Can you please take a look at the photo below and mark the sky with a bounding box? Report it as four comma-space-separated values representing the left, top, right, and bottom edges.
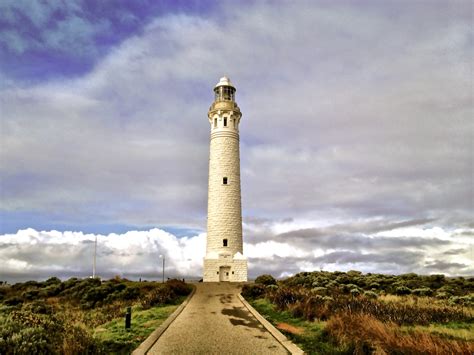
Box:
0, 0, 472, 282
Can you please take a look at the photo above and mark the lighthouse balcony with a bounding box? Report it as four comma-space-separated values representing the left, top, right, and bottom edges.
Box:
209, 101, 240, 113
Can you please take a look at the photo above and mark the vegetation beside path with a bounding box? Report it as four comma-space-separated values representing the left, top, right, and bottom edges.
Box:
0, 277, 192, 354
243, 271, 474, 354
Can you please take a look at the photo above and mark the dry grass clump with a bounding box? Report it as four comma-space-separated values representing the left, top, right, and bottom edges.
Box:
326, 313, 474, 355
268, 286, 471, 325
244, 272, 474, 354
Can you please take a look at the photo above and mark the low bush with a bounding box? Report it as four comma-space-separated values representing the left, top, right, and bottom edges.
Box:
350, 289, 361, 297
363, 291, 378, 299
166, 279, 193, 296
449, 294, 474, 306
255, 274, 277, 286
140, 286, 174, 309
412, 287, 433, 297
4, 296, 23, 306
241, 284, 266, 299
395, 286, 412, 295
0, 277, 192, 354
270, 287, 306, 310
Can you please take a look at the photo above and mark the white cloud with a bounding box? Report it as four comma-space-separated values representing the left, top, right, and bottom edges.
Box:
0, 228, 206, 282
2, 221, 472, 283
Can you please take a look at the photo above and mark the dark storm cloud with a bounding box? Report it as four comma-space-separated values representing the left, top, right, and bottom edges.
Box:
312, 251, 424, 267
443, 248, 468, 256
275, 224, 450, 251
424, 261, 470, 272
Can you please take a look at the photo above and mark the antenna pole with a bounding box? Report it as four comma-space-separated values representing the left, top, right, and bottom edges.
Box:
93, 235, 97, 278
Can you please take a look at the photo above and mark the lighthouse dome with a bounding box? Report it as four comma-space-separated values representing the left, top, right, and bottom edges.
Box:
214, 76, 235, 89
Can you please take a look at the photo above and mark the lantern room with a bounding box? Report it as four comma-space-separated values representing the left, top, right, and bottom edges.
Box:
214, 76, 236, 102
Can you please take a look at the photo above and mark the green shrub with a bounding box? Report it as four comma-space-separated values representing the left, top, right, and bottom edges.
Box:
449, 295, 474, 306
166, 279, 192, 296
4, 296, 23, 306
6, 326, 55, 354
363, 291, 378, 299
22, 301, 54, 315
266, 284, 278, 291
395, 286, 411, 295
326, 280, 339, 289
241, 284, 266, 299
435, 291, 449, 299
140, 286, 174, 309
44, 277, 61, 286
63, 277, 80, 290
270, 287, 305, 310
369, 282, 380, 289
22, 289, 39, 300
350, 289, 361, 297
255, 274, 277, 286
412, 288, 433, 297
121, 286, 140, 300
341, 284, 360, 294
43, 284, 64, 297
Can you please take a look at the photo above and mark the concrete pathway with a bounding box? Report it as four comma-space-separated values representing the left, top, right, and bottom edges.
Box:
148, 283, 289, 354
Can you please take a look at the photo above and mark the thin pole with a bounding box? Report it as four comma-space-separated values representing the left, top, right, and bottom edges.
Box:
93, 235, 97, 278
162, 256, 165, 283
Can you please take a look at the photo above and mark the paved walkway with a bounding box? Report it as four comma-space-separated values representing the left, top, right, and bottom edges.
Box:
148, 283, 288, 354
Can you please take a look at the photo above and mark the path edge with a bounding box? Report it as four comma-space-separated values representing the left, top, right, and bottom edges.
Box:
132, 284, 197, 355
238, 293, 305, 355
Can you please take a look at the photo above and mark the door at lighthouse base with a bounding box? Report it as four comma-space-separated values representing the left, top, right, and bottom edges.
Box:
219, 266, 231, 282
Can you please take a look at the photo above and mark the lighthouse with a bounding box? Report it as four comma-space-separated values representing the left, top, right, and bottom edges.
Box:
203, 77, 248, 282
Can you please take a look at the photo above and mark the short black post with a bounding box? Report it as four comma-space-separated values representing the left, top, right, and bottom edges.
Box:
125, 307, 131, 329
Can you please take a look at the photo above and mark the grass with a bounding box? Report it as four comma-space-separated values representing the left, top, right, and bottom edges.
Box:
326, 312, 474, 354
250, 298, 350, 355
402, 322, 474, 342
0, 278, 193, 354
250, 298, 474, 354
94, 302, 182, 353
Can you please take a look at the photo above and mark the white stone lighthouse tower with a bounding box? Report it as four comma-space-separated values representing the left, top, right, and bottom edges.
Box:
203, 77, 248, 282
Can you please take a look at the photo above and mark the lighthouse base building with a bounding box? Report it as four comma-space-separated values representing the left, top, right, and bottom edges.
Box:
203, 77, 248, 282
203, 255, 248, 282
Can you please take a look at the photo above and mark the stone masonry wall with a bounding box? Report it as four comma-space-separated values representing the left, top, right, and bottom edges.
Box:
204, 86, 247, 282
203, 256, 248, 282
206, 130, 243, 256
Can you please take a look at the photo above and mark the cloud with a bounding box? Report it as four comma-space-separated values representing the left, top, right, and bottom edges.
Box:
0, 228, 206, 283
0, 1, 472, 278
2, 2, 471, 228
0, 1, 102, 55
0, 0, 214, 80
2, 221, 472, 283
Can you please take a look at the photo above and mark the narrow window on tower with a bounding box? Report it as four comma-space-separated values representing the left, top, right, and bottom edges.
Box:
224, 117, 227, 127
214, 118, 217, 128
223, 177, 228, 185
223, 239, 228, 247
